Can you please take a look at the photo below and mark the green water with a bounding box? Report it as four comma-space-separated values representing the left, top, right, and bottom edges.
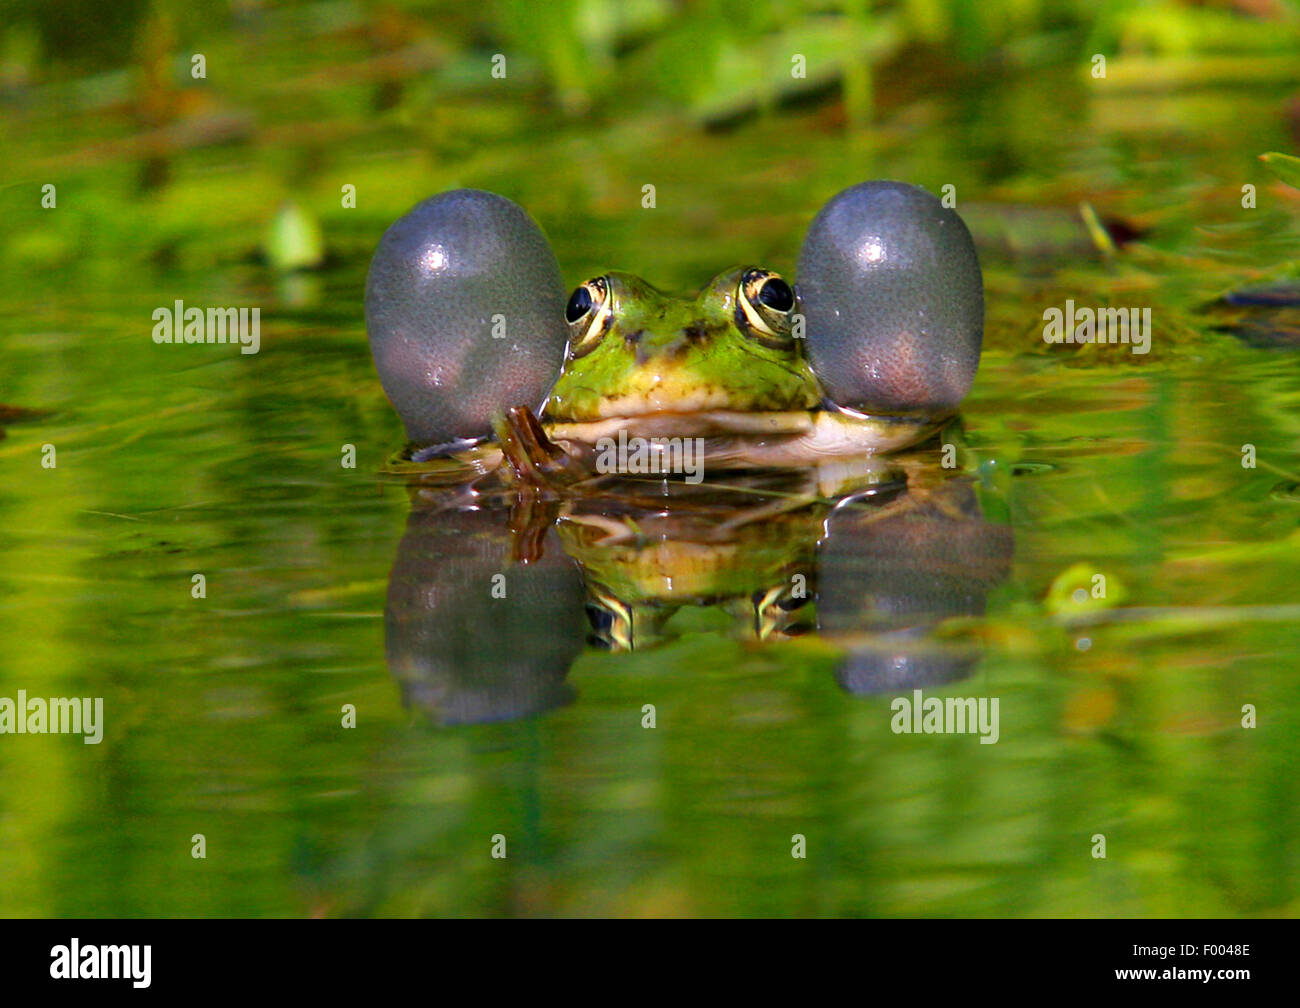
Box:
3, 5, 1300, 917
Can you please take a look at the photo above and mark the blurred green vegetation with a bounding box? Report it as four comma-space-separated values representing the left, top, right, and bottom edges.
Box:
3, 0, 1300, 297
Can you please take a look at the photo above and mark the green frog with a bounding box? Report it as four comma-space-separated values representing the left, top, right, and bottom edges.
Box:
365, 181, 984, 483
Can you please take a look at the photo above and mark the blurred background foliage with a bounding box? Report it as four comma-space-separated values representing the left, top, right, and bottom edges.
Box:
3, 0, 1300, 296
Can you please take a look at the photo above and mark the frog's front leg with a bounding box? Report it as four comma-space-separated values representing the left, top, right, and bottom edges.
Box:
491, 405, 590, 491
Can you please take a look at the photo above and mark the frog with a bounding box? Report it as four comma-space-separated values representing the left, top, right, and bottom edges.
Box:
364, 180, 984, 485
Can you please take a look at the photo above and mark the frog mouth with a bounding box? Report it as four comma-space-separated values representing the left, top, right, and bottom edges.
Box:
542, 407, 947, 466
543, 409, 818, 443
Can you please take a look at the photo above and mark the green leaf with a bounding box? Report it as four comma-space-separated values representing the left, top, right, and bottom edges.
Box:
1260, 151, 1300, 190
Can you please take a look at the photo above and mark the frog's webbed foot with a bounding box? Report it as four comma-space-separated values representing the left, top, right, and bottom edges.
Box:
486, 405, 589, 564
492, 405, 589, 492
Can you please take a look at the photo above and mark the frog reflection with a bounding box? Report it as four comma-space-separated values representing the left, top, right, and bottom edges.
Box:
384, 437, 1013, 725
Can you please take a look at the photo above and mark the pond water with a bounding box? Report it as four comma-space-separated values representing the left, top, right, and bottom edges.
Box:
2, 37, 1299, 916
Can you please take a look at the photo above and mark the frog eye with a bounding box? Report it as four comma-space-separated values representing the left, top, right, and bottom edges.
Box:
565, 276, 613, 358
757, 276, 794, 311
565, 285, 594, 322
737, 268, 795, 349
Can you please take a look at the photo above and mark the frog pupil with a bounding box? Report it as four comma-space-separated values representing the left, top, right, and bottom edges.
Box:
566, 285, 593, 323
757, 277, 794, 312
